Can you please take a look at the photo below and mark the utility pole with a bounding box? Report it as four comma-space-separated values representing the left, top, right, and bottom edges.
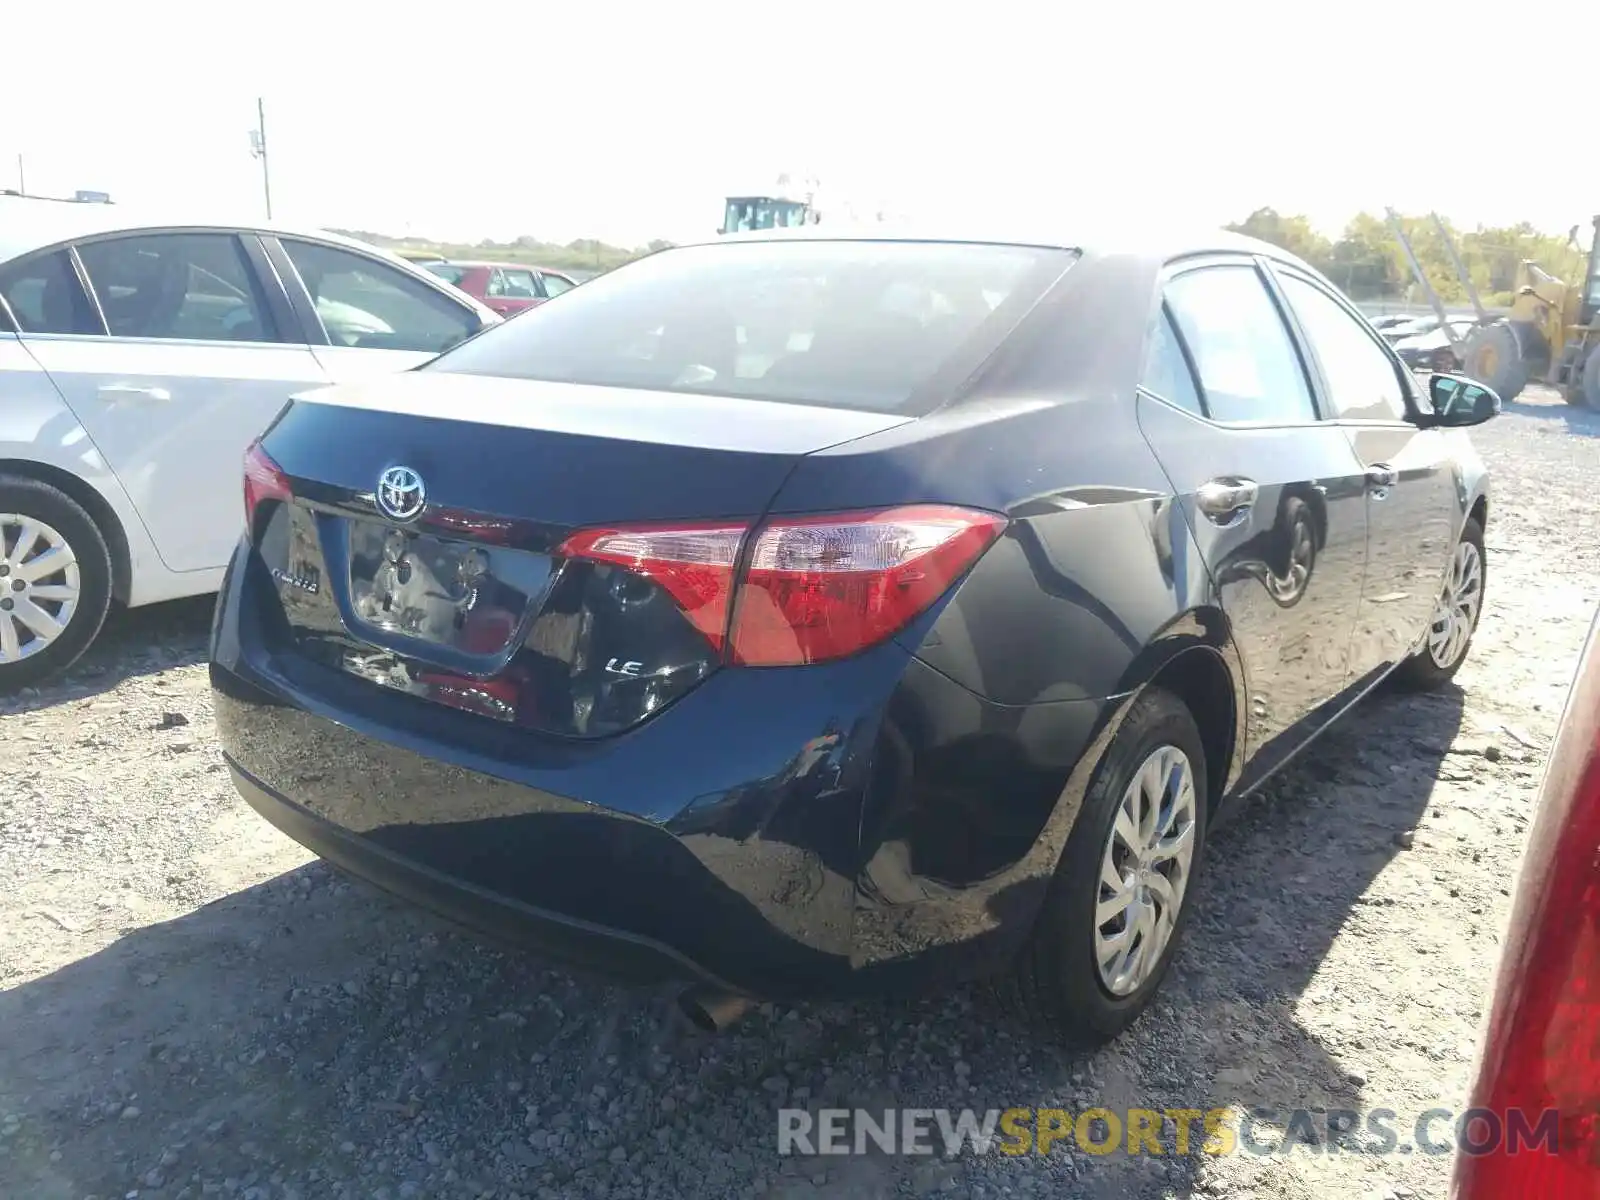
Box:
248, 97, 272, 219
15, 154, 24, 196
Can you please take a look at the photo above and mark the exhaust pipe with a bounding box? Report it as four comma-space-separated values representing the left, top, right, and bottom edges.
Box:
677, 986, 755, 1033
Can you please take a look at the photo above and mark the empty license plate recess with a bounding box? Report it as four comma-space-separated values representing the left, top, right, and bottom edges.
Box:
343, 519, 554, 661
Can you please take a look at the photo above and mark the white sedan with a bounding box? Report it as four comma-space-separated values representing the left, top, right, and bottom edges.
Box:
0, 196, 500, 687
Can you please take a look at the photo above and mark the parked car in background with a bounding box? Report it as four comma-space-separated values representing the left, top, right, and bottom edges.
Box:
0, 197, 499, 687
418, 259, 578, 316
1451, 606, 1600, 1198
1371, 313, 1422, 335
1395, 318, 1479, 372
211, 222, 1500, 1044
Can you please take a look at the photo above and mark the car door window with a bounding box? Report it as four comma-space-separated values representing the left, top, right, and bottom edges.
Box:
76, 234, 275, 342
1164, 265, 1316, 424
1278, 274, 1410, 421
1140, 308, 1203, 416
424, 262, 467, 287
540, 272, 574, 298
0, 250, 101, 335
500, 268, 539, 299
280, 239, 478, 354
486, 269, 508, 298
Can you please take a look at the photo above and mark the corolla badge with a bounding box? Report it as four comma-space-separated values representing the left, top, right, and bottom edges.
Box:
376, 466, 426, 522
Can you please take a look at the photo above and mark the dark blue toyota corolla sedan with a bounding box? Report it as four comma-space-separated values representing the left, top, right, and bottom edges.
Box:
210, 223, 1498, 1043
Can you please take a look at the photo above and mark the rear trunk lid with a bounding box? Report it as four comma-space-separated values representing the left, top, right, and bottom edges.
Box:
250, 373, 911, 738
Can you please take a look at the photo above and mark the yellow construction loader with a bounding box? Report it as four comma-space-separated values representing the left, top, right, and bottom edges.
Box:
1456, 215, 1600, 407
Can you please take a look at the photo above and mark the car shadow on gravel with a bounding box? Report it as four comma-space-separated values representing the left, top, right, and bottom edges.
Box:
0, 682, 1467, 1200
0, 861, 959, 1200
0, 596, 214, 715
1134, 679, 1470, 1194
1503, 396, 1600, 436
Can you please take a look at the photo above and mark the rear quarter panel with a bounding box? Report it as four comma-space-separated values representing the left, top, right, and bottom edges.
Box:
777, 393, 1242, 983
772, 393, 1228, 709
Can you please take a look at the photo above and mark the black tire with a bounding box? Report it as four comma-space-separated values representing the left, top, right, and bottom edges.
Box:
1394, 516, 1484, 691
0, 476, 114, 691
1002, 687, 1209, 1046
1579, 347, 1600, 411
1461, 323, 1528, 403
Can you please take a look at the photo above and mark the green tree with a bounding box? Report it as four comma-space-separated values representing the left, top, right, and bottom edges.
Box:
1226, 207, 1332, 265
1225, 207, 1584, 307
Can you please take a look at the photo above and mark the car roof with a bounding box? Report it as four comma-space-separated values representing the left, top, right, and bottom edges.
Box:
0, 196, 414, 267
691, 217, 1320, 273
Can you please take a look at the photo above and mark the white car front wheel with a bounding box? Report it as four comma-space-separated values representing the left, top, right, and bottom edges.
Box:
0, 477, 113, 691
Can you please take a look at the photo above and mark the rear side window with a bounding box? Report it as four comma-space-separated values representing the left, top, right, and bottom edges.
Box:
426, 240, 1073, 413
1141, 309, 1203, 416
77, 233, 276, 342
0, 250, 101, 335
1164, 265, 1316, 424
281, 239, 479, 353
498, 268, 539, 298
540, 271, 574, 297
1277, 273, 1409, 421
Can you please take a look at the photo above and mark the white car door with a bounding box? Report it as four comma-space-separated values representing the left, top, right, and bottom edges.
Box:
271, 237, 488, 383
19, 231, 328, 575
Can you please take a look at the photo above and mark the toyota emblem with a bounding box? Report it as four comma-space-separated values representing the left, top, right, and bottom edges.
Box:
376, 465, 427, 522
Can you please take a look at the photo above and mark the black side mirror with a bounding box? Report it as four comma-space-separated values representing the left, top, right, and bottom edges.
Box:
1421, 372, 1501, 428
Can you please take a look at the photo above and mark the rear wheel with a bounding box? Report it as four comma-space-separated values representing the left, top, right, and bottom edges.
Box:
1461, 323, 1528, 402
1580, 347, 1600, 410
1003, 687, 1208, 1045
0, 478, 113, 691
1395, 516, 1484, 691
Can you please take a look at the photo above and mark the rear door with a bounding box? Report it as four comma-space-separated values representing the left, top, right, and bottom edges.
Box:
538, 271, 576, 299
269, 237, 486, 381
491, 266, 544, 314
1269, 266, 1460, 676
11, 231, 327, 574
1136, 257, 1371, 779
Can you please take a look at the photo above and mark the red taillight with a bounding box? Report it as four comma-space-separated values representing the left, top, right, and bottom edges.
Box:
729, 506, 1006, 665
243, 440, 291, 533
557, 521, 748, 655
557, 505, 1005, 666
1452, 623, 1600, 1198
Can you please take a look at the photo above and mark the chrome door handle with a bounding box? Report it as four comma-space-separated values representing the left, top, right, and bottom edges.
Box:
1366, 464, 1398, 491
1196, 477, 1259, 524
98, 384, 171, 402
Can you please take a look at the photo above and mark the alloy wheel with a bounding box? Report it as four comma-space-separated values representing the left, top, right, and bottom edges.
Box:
1094, 744, 1199, 997
0, 514, 82, 663
1427, 539, 1483, 670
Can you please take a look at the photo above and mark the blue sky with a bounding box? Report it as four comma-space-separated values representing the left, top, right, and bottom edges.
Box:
6, 0, 1595, 247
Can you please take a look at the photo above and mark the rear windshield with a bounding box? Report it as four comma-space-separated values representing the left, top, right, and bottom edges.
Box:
425, 240, 1072, 412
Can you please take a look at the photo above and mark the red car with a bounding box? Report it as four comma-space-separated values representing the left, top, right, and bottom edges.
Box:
1452, 607, 1600, 1197
419, 259, 577, 316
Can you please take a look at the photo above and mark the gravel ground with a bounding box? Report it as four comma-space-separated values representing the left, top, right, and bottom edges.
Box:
2, 385, 1597, 1200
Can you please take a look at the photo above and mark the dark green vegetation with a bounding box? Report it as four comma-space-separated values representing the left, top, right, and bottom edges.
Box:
1228, 208, 1586, 306
330, 229, 675, 277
